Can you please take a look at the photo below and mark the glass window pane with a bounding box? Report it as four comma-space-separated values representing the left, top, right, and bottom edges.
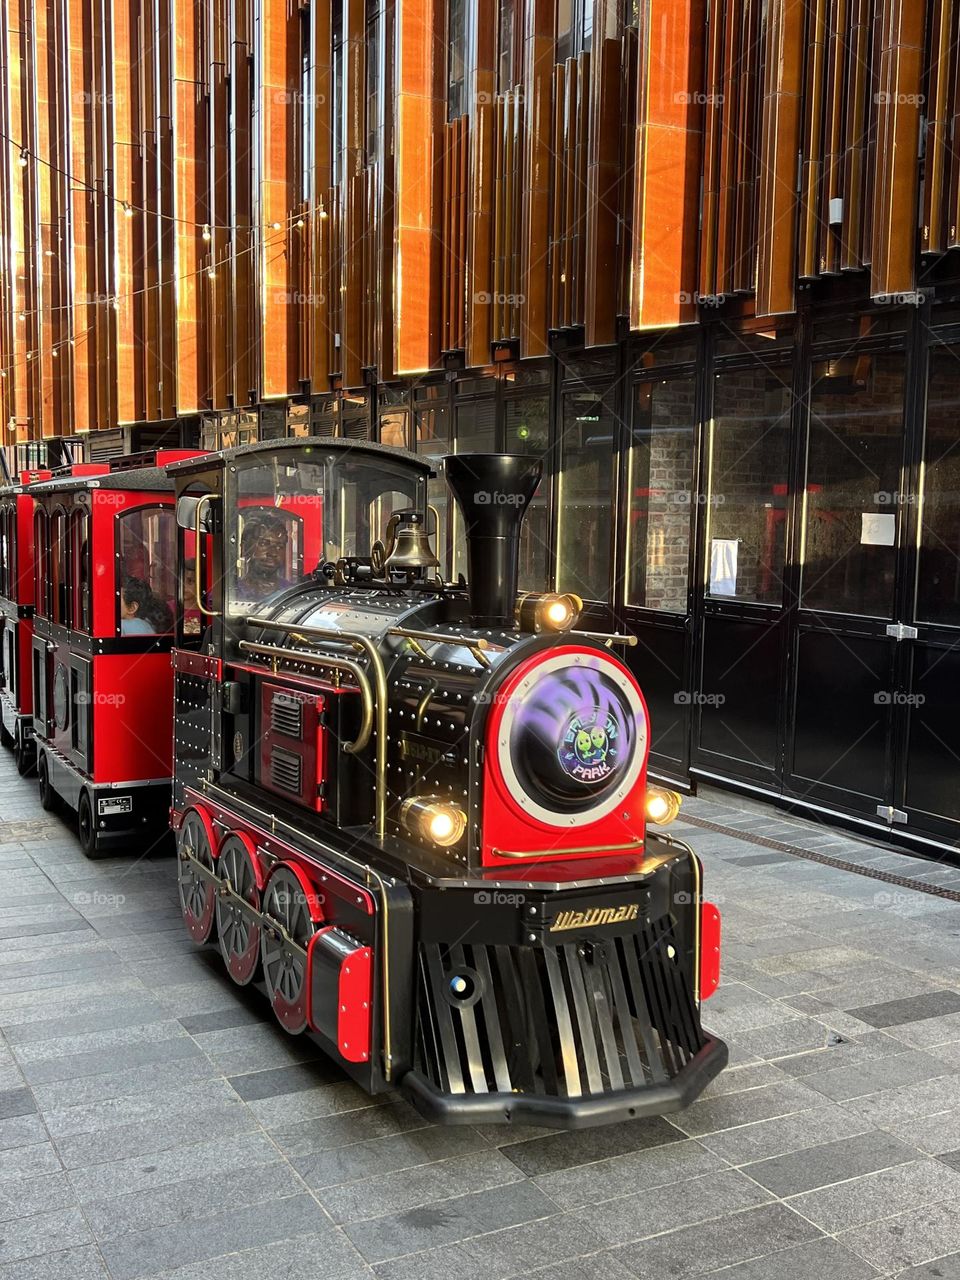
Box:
802, 354, 904, 617
626, 379, 695, 611
117, 508, 176, 635
708, 367, 791, 605
918, 347, 960, 625
504, 393, 550, 591
557, 389, 613, 602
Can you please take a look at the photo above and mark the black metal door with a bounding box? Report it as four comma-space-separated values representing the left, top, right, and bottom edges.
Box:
690, 360, 794, 788
784, 350, 909, 818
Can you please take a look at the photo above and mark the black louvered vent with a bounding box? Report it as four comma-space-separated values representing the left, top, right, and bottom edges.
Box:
415, 916, 704, 1099
270, 747, 302, 794
271, 692, 303, 738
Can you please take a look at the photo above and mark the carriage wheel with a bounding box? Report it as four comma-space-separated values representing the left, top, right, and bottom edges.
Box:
177, 809, 217, 943
14, 729, 35, 777
37, 753, 58, 812
260, 864, 322, 1034
216, 834, 262, 986
0, 720, 12, 749
78, 791, 109, 860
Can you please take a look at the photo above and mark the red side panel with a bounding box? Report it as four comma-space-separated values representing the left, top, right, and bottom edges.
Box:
258, 681, 326, 812
337, 944, 373, 1063
92, 652, 175, 783
700, 902, 721, 1000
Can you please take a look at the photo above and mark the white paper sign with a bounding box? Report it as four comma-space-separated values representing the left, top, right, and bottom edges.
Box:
860, 512, 896, 547
710, 538, 738, 596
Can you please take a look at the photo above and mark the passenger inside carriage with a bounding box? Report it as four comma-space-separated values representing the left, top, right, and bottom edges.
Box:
120, 577, 174, 636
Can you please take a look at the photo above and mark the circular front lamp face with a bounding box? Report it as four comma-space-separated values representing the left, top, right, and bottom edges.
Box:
644, 787, 682, 825
496, 652, 647, 827
401, 797, 467, 848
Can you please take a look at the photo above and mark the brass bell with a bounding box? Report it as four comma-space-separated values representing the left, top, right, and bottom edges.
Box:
384, 511, 439, 574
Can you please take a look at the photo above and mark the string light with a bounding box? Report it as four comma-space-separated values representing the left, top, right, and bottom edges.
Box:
18, 149, 28, 168
206, 267, 216, 279
295, 217, 305, 229
270, 221, 282, 230
122, 202, 134, 218
201, 223, 212, 241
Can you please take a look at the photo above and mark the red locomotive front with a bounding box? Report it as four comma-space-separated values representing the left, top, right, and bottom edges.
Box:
170, 439, 726, 1127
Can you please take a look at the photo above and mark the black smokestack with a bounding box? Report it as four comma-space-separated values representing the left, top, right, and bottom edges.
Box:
444, 453, 542, 628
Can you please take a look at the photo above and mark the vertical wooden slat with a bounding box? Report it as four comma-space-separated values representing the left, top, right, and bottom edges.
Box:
232, 22, 255, 407
870, 0, 926, 297
755, 0, 805, 317
697, 0, 724, 300
631, 0, 705, 329
310, 1, 333, 389
923, 0, 954, 254
550, 62, 564, 331
519, 0, 553, 357
583, 0, 620, 347
798, 0, 828, 279
732, 0, 759, 293
340, 0, 364, 387
714, 0, 740, 293
819, 0, 848, 275
173, 0, 206, 414
258, 0, 299, 399
840, 0, 870, 270
465, 0, 495, 368
394, 0, 443, 374
617, 24, 638, 320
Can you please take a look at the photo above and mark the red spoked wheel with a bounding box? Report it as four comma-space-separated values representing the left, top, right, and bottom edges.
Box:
216, 833, 263, 986
260, 863, 323, 1034
177, 808, 217, 943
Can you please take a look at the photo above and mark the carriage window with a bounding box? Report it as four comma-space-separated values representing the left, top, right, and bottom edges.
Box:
116, 507, 176, 636
0, 505, 13, 598
50, 509, 71, 625
228, 447, 424, 615
33, 509, 48, 616
70, 510, 91, 631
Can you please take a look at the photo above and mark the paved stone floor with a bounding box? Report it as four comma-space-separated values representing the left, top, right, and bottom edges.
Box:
0, 749, 959, 1280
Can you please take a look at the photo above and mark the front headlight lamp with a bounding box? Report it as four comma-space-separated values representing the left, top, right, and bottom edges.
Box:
400, 796, 467, 847
644, 786, 682, 826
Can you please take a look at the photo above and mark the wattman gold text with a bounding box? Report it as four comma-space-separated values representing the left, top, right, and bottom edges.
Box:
549, 903, 640, 932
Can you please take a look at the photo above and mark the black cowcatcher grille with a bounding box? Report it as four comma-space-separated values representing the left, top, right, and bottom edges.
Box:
414, 916, 705, 1099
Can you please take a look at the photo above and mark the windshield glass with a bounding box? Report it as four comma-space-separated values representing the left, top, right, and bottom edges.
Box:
227, 446, 425, 616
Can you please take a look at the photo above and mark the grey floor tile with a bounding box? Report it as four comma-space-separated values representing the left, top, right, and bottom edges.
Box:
20, 1033, 201, 1085
702, 1235, 879, 1279
742, 1129, 920, 1196
98, 1192, 332, 1280
0, 1086, 35, 1118
788, 1158, 960, 1233
0, 1244, 110, 1280
0, 1112, 46, 1150
373, 1216, 611, 1280
611, 1202, 822, 1278
343, 1180, 557, 1265
178, 1009, 265, 1039
670, 1079, 825, 1137
0, 1205, 92, 1265
0, 1139, 61, 1181
148, 1231, 373, 1280
500, 1115, 683, 1177
895, 1252, 960, 1278
84, 1160, 305, 1241
54, 1096, 259, 1169
849, 990, 960, 1028
839, 1195, 960, 1272
569, 1169, 773, 1246
294, 1121, 491, 1189
319, 1149, 524, 1224
228, 1059, 346, 1100
940, 1151, 960, 1172
534, 1138, 724, 1211
803, 1047, 954, 1102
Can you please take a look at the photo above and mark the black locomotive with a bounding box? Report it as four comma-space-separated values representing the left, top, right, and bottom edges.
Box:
168, 438, 725, 1127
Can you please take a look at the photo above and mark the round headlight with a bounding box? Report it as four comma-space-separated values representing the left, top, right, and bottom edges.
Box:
400, 796, 467, 848
645, 787, 682, 825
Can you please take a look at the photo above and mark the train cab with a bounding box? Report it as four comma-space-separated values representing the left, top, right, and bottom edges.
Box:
30, 455, 193, 857
0, 468, 56, 774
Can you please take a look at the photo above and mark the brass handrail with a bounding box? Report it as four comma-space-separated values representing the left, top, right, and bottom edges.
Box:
386, 626, 492, 667
193, 494, 221, 618
238, 641, 374, 753
244, 616, 388, 839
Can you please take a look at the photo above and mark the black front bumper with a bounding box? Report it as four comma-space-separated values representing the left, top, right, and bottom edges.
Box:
401, 1033, 728, 1128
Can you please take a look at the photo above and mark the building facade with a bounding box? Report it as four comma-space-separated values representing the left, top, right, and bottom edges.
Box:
2, 0, 960, 854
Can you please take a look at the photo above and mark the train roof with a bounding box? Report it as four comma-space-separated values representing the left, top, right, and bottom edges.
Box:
165, 435, 434, 476
29, 466, 174, 495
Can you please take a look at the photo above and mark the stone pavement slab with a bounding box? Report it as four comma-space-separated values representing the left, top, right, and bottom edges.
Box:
0, 752, 959, 1277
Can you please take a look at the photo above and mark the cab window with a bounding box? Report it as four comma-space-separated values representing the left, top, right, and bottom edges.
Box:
50, 508, 71, 625
70, 509, 91, 631
33, 509, 48, 615
116, 506, 176, 636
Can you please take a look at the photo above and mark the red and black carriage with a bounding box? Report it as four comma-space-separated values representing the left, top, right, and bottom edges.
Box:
169, 438, 726, 1127
0, 468, 53, 774
30, 453, 196, 857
